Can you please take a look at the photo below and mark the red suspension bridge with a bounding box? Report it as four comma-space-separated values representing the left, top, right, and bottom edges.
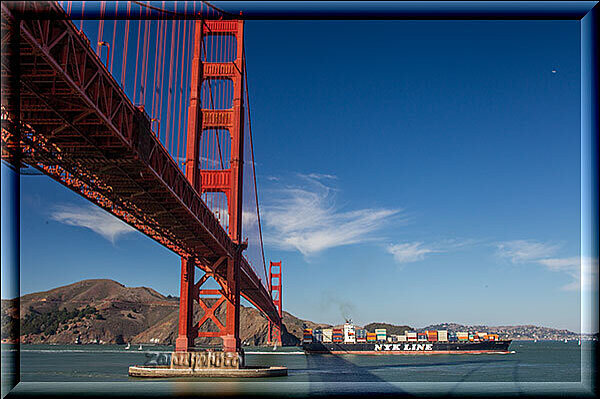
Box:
1, 1, 283, 354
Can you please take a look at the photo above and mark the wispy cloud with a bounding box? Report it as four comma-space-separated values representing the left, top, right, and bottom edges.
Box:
262, 173, 402, 256
496, 240, 597, 291
537, 256, 598, 291
50, 203, 135, 243
387, 238, 477, 264
388, 242, 437, 263
495, 240, 560, 263
536, 256, 580, 272
305, 173, 337, 180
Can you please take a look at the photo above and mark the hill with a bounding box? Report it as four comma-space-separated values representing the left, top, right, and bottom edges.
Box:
1, 279, 327, 346
2, 279, 582, 344
421, 322, 581, 341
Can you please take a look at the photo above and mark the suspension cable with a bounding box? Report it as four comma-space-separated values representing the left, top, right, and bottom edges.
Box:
242, 45, 268, 285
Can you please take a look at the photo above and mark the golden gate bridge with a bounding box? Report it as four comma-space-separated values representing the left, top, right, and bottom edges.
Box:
1, 0, 283, 355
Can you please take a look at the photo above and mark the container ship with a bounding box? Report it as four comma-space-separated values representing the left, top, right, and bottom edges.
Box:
302, 320, 512, 354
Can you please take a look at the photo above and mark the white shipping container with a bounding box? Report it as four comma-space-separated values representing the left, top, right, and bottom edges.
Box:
399, 335, 407, 342
437, 330, 448, 341
322, 329, 333, 343
406, 332, 417, 338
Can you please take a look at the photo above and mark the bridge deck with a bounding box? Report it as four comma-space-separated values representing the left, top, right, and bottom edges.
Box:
1, 2, 279, 325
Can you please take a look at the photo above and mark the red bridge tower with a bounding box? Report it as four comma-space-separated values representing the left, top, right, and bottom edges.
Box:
176, 19, 245, 354
268, 261, 283, 346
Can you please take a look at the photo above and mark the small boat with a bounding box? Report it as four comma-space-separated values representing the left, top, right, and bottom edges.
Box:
125, 343, 130, 350
138, 344, 143, 350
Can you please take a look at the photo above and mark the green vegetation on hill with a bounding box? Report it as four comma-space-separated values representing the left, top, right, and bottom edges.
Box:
21, 305, 99, 336
363, 322, 412, 335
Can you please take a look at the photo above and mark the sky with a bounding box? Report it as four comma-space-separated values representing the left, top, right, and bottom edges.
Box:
1, 19, 590, 333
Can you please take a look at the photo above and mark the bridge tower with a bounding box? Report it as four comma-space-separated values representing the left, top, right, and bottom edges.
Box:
267, 261, 283, 346
176, 19, 245, 354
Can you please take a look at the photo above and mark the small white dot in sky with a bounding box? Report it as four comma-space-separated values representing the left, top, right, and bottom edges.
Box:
552, 69, 557, 74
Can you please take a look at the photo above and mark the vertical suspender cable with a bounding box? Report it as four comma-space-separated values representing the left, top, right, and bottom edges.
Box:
140, 4, 151, 107
177, 18, 189, 168
179, 19, 189, 170
140, 20, 147, 106
110, 2, 118, 73
158, 12, 168, 141
151, 18, 162, 120
97, 2, 105, 54
79, 2, 84, 31
133, 4, 142, 104
121, 2, 131, 88
165, 19, 176, 151
170, 19, 181, 155
175, 20, 187, 159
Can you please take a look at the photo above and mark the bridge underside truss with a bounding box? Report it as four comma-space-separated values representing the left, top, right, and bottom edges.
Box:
0, 2, 280, 341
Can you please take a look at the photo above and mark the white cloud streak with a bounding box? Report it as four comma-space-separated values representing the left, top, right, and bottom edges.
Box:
495, 240, 560, 263
537, 256, 598, 291
388, 242, 437, 263
262, 173, 401, 256
496, 240, 597, 291
50, 203, 136, 243
387, 238, 477, 264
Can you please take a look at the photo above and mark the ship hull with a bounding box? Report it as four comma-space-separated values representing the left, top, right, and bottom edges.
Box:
303, 340, 512, 354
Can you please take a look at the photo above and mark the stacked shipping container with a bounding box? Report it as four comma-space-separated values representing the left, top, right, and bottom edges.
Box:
303, 329, 313, 344
332, 329, 344, 343
437, 330, 448, 342
303, 327, 499, 345
375, 329, 387, 342
356, 329, 367, 343
426, 330, 438, 342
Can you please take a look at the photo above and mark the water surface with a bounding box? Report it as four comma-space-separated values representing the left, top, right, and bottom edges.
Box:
2, 341, 592, 396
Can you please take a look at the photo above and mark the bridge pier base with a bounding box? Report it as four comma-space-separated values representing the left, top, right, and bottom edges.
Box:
170, 350, 244, 369
175, 257, 195, 352
222, 335, 241, 354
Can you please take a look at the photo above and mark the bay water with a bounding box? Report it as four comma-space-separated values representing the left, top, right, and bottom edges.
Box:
2, 341, 592, 396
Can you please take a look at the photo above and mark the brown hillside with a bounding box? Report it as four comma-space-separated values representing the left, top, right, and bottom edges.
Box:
2, 279, 322, 346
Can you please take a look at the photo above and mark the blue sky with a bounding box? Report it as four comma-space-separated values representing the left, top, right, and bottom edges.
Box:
1, 19, 589, 332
